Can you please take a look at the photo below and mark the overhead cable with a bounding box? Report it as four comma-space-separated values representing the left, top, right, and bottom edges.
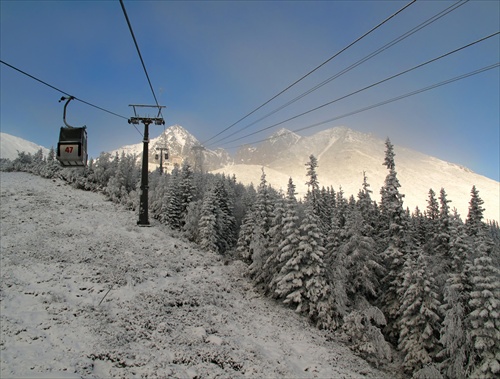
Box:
201, 0, 417, 145
119, 0, 162, 114
207, 0, 469, 147
218, 31, 499, 146
226, 62, 499, 149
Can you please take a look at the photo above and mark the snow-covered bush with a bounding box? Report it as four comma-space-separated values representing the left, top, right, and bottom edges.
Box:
340, 306, 392, 367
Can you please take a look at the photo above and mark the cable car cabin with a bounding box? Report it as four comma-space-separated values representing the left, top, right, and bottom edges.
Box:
154, 153, 168, 160
57, 127, 88, 167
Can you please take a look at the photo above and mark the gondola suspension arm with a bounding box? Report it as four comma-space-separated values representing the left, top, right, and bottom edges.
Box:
59, 96, 77, 128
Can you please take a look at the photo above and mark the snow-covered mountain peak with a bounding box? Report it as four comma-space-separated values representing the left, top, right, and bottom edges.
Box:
111, 125, 232, 172
269, 128, 301, 145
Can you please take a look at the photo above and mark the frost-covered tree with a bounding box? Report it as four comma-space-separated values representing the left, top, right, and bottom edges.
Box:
379, 138, 407, 342
47, 146, 55, 162
259, 189, 286, 293
91, 152, 117, 189
247, 169, 274, 278
269, 178, 301, 297
341, 306, 392, 367
426, 188, 439, 222
274, 203, 334, 329
466, 255, 500, 378
305, 154, 319, 203
465, 185, 485, 238
437, 188, 452, 257
106, 152, 139, 203
198, 187, 219, 253
164, 164, 183, 229
357, 172, 377, 232
341, 209, 384, 302
182, 200, 202, 242
213, 178, 236, 254
379, 138, 406, 240
179, 160, 195, 222
324, 210, 348, 323
397, 251, 441, 374
235, 206, 256, 262
438, 218, 472, 379
305, 155, 329, 236
150, 174, 168, 220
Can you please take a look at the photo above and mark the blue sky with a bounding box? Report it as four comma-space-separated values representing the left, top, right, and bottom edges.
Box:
1, 0, 499, 181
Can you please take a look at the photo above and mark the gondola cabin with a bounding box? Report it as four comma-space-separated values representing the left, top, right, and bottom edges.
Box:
57, 126, 88, 167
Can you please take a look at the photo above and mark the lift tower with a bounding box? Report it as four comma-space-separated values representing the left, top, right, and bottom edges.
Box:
156, 147, 169, 175
128, 104, 165, 226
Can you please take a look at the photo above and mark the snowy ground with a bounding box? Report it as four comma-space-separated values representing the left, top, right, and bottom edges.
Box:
1, 172, 393, 378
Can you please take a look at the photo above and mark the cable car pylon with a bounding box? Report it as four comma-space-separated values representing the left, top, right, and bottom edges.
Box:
128, 104, 165, 226
155, 146, 169, 175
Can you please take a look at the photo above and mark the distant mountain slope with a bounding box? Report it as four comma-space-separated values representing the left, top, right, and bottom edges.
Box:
0, 132, 50, 160
222, 127, 499, 222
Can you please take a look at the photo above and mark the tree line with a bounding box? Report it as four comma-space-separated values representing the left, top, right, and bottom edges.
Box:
1, 139, 499, 378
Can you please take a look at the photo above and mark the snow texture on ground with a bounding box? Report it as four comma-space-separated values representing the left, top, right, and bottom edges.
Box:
1, 172, 391, 378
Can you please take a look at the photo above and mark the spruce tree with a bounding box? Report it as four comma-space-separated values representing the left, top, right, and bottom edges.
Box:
324, 210, 348, 323
260, 190, 286, 293
466, 252, 500, 377
269, 178, 301, 297
379, 138, 407, 342
248, 169, 274, 278
274, 203, 334, 329
179, 160, 195, 224
397, 251, 441, 374
213, 178, 236, 254
236, 208, 256, 262
341, 209, 384, 303
438, 217, 472, 379
198, 187, 219, 253
164, 164, 183, 229
466, 185, 485, 238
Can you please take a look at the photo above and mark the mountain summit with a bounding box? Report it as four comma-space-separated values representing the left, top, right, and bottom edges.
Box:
111, 125, 231, 172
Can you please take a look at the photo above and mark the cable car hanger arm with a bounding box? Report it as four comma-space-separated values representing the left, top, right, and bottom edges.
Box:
59, 96, 78, 128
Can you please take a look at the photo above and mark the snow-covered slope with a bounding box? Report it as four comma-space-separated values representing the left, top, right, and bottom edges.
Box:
0, 172, 390, 379
219, 127, 499, 222
236, 128, 301, 165
0, 132, 50, 160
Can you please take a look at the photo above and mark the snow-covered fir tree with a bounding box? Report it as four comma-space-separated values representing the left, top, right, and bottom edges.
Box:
466, 252, 500, 377
164, 164, 183, 229
212, 177, 237, 254
247, 169, 274, 278
397, 251, 441, 374
324, 209, 348, 325
179, 160, 195, 224
258, 189, 286, 293
466, 185, 485, 238
438, 215, 472, 379
269, 178, 301, 298
378, 138, 407, 342
341, 209, 384, 303
274, 202, 334, 329
197, 186, 219, 253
